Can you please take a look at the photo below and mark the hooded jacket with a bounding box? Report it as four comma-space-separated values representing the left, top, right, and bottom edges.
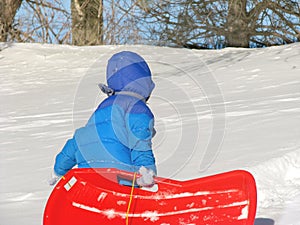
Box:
54, 51, 156, 176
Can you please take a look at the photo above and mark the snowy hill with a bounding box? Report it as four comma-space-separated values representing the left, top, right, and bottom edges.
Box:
0, 42, 300, 225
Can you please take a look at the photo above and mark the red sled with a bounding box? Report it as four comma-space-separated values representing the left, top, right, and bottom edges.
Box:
43, 168, 257, 225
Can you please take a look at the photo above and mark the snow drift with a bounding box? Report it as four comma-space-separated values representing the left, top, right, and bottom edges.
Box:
0, 42, 300, 225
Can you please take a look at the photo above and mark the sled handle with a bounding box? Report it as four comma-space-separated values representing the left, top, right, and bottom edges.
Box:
117, 174, 159, 192
117, 175, 139, 187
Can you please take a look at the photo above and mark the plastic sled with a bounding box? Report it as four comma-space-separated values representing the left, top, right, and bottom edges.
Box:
43, 168, 257, 225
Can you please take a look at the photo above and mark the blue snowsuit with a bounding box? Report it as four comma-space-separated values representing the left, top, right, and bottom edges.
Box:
54, 51, 156, 176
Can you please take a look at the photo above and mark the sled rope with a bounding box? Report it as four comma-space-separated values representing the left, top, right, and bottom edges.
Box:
126, 172, 137, 225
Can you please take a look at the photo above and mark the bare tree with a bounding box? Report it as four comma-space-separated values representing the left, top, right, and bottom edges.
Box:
71, 0, 146, 45
2, 0, 71, 44
226, 0, 250, 47
2, 0, 299, 48
102, 0, 146, 45
3, 0, 144, 45
250, 0, 300, 47
71, 0, 103, 45
139, 0, 300, 48
225, 0, 300, 47
24, 0, 71, 43
0, 0, 23, 42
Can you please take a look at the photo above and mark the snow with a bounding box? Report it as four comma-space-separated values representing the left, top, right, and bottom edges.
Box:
0, 42, 300, 225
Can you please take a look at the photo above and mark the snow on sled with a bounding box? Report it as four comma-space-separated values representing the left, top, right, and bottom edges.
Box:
43, 168, 257, 225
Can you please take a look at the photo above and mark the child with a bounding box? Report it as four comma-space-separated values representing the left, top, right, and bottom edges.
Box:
49, 51, 156, 187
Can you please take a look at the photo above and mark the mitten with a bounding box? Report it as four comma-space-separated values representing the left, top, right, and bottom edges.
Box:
136, 166, 155, 187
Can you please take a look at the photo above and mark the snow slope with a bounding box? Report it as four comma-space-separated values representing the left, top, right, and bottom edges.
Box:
0, 42, 299, 225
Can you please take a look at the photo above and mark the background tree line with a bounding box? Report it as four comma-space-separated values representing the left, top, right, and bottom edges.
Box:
1, 0, 299, 48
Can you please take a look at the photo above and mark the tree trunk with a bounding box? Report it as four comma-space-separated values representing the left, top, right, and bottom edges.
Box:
0, 0, 23, 42
71, 0, 103, 46
225, 0, 250, 47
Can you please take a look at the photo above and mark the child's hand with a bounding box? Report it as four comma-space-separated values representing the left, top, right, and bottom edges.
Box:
136, 166, 155, 187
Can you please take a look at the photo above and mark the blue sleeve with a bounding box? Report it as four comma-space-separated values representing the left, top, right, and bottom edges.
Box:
132, 150, 157, 174
128, 109, 157, 174
54, 138, 77, 176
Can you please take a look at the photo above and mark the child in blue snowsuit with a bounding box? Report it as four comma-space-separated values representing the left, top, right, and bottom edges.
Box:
50, 51, 156, 186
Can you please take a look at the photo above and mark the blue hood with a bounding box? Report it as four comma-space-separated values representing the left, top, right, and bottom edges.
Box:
106, 51, 155, 98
